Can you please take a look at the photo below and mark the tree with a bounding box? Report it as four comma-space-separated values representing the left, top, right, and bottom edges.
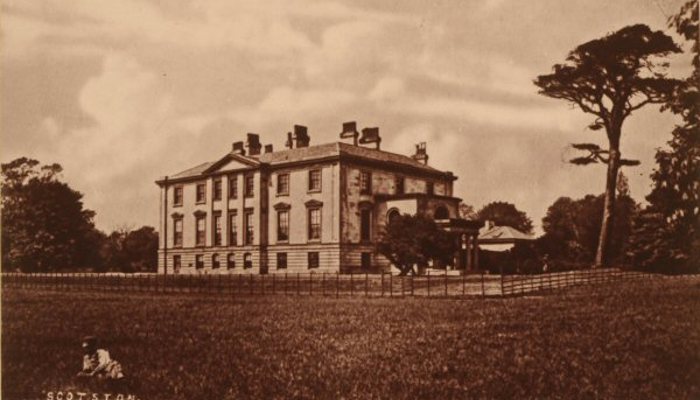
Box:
377, 214, 457, 275
534, 24, 681, 267
99, 226, 159, 272
458, 203, 477, 220
477, 201, 533, 234
628, 1, 700, 272
1, 158, 100, 272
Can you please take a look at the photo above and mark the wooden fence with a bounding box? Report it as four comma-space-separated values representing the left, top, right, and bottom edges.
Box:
2, 269, 689, 298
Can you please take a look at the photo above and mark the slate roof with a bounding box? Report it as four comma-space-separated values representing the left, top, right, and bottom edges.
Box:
166, 141, 450, 181
478, 225, 534, 242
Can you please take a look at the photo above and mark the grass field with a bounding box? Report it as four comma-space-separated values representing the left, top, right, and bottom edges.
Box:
3, 278, 700, 399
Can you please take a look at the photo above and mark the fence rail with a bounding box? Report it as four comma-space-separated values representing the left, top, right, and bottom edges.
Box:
1, 269, 690, 298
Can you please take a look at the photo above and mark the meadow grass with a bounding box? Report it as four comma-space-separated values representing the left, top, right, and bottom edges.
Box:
2, 277, 699, 399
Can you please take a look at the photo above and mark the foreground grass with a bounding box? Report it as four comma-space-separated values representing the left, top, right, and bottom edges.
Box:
2, 278, 699, 399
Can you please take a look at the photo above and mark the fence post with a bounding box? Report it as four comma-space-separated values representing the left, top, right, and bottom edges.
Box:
427, 273, 430, 298
381, 272, 385, 297
481, 270, 485, 298
390, 272, 393, 297
350, 273, 354, 296
297, 273, 300, 296
322, 273, 325, 296
309, 273, 313, 296
336, 272, 339, 299
444, 271, 448, 297
365, 273, 369, 297
411, 274, 414, 296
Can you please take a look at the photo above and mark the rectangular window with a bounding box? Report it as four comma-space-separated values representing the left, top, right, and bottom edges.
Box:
173, 255, 181, 269
196, 215, 206, 246
361, 252, 371, 270
277, 173, 289, 196
360, 171, 372, 194
196, 183, 206, 203
213, 214, 222, 246
229, 212, 238, 246
395, 176, 404, 195
195, 254, 204, 269
308, 252, 319, 269
360, 209, 371, 242
228, 175, 238, 199
213, 179, 222, 201
173, 218, 183, 247
308, 208, 321, 240
277, 253, 287, 269
245, 210, 254, 245
244, 175, 254, 198
212, 254, 220, 269
426, 181, 434, 195
277, 210, 289, 242
227, 253, 236, 269
173, 187, 183, 206
308, 169, 321, 192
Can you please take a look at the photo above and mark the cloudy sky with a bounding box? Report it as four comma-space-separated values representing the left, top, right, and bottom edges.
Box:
1, 0, 692, 233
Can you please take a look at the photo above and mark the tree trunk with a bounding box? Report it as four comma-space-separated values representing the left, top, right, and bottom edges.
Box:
595, 145, 620, 268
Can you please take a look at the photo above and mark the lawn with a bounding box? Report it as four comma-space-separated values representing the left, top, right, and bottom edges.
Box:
2, 277, 699, 399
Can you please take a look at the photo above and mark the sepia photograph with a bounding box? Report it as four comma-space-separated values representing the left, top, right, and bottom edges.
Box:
1, 0, 698, 399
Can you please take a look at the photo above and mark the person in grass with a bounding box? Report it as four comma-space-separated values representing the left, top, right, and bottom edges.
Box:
76, 336, 125, 380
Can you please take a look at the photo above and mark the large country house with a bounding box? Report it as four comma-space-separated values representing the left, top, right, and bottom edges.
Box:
156, 122, 481, 274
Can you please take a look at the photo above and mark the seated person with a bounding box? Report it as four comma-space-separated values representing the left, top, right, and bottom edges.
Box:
76, 336, 125, 380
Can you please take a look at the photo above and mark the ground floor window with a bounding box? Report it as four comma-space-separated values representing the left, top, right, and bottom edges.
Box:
277, 253, 287, 269
361, 252, 371, 270
195, 254, 204, 269
244, 252, 253, 269
308, 252, 319, 269
227, 253, 236, 269
173, 255, 181, 270
212, 253, 220, 269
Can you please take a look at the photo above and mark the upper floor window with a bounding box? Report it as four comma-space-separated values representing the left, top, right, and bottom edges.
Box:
244, 175, 255, 198
277, 210, 289, 242
360, 171, 372, 194
195, 215, 206, 246
308, 208, 321, 241
196, 183, 206, 203
426, 181, 434, 195
173, 186, 183, 206
213, 213, 222, 246
244, 210, 254, 245
228, 175, 238, 199
173, 217, 183, 247
308, 169, 322, 192
229, 211, 238, 246
395, 176, 404, 195
277, 173, 289, 196
213, 179, 222, 201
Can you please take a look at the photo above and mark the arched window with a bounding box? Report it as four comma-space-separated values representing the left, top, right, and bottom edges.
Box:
387, 208, 401, 225
434, 206, 449, 220
244, 252, 253, 269
212, 254, 220, 269
227, 253, 236, 269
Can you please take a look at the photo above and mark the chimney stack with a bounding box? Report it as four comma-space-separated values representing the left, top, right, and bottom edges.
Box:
264, 144, 274, 153
245, 133, 262, 156
232, 141, 246, 155
340, 121, 359, 145
294, 125, 310, 148
359, 127, 381, 150
412, 142, 428, 165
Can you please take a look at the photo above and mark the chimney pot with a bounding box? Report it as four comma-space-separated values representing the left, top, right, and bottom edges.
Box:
293, 125, 310, 148
340, 121, 359, 145
359, 127, 381, 149
412, 142, 428, 165
246, 133, 262, 156
264, 144, 273, 153
232, 141, 246, 155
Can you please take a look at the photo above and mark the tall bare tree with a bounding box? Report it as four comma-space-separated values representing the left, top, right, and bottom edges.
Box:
534, 24, 681, 267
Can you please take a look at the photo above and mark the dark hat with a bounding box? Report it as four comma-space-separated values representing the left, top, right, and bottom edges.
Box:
82, 336, 97, 348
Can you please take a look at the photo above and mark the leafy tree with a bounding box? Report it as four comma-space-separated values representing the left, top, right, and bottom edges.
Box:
99, 226, 159, 272
1, 158, 100, 272
477, 201, 533, 234
534, 24, 681, 267
458, 203, 477, 220
628, 1, 699, 273
539, 177, 638, 266
377, 214, 457, 275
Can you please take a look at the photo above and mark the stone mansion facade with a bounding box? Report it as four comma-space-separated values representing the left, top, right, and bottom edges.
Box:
156, 122, 481, 274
